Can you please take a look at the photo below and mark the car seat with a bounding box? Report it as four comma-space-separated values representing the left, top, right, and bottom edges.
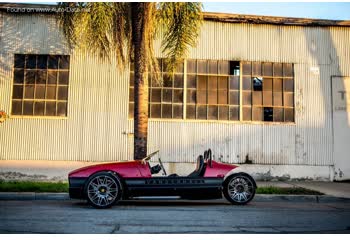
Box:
187, 155, 205, 177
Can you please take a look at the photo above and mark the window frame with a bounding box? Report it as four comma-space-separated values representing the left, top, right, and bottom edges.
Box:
10, 53, 70, 119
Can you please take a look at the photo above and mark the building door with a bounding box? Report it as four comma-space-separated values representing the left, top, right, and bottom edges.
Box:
332, 76, 350, 180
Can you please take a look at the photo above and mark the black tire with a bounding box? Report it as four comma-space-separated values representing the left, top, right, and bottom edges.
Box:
223, 173, 256, 205
84, 171, 122, 209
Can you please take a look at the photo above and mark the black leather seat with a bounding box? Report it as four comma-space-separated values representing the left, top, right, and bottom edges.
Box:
187, 155, 205, 177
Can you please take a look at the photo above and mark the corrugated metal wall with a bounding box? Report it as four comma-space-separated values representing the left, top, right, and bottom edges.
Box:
1, 13, 350, 166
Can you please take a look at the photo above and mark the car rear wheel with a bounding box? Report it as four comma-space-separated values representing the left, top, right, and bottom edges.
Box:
85, 172, 122, 209
223, 173, 256, 205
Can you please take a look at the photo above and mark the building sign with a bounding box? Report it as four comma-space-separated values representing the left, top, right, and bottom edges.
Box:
333, 77, 350, 112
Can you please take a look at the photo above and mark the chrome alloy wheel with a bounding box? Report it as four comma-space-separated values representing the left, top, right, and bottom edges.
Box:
87, 175, 118, 207
227, 176, 254, 203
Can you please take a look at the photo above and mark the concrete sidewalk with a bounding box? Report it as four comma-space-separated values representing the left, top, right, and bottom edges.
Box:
257, 181, 350, 198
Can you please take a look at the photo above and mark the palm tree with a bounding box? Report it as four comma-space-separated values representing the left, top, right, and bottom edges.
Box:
58, 2, 202, 160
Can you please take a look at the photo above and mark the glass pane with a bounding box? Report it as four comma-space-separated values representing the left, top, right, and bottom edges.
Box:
48, 55, 59, 69
163, 73, 173, 87
129, 88, 134, 102
150, 104, 161, 118
186, 105, 196, 119
57, 102, 67, 116
273, 78, 283, 92
34, 101, 45, 116
175, 61, 184, 73
128, 103, 134, 118
58, 71, 69, 85
58, 86, 68, 100
46, 86, 56, 100
23, 101, 34, 115
187, 75, 196, 88
197, 75, 207, 90
284, 79, 294, 92
36, 70, 47, 84
218, 76, 228, 90
174, 74, 183, 88
151, 89, 161, 102
242, 62, 251, 75
242, 76, 251, 90
162, 59, 170, 72
208, 106, 218, 120
273, 107, 284, 122
208, 60, 217, 74
59, 55, 70, 69
46, 102, 56, 116
187, 60, 196, 73
12, 85, 23, 99
218, 61, 229, 75
218, 90, 228, 104
14, 70, 24, 84
229, 76, 239, 90
24, 86, 34, 99
162, 104, 172, 118
263, 91, 272, 106
273, 63, 283, 77
197, 105, 207, 119
208, 76, 217, 89
48, 71, 57, 84
173, 89, 183, 103
284, 93, 294, 107
243, 107, 252, 121
252, 62, 262, 76
187, 90, 196, 103
253, 77, 263, 91
283, 63, 293, 77
37, 55, 47, 69
252, 91, 262, 105
11, 100, 22, 115
25, 70, 36, 84
129, 72, 134, 87
229, 91, 239, 105
262, 62, 273, 76
35, 85, 46, 99
273, 92, 283, 106
25, 55, 36, 69
264, 107, 273, 121
285, 108, 294, 122
208, 90, 217, 104
197, 90, 207, 104
173, 104, 183, 119
197, 60, 207, 74
252, 107, 263, 121
263, 78, 272, 91
242, 91, 252, 105
14, 54, 25, 68
219, 106, 229, 120
229, 106, 239, 121
162, 89, 172, 102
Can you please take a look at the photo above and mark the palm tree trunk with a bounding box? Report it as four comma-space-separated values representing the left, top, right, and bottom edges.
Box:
131, 3, 150, 160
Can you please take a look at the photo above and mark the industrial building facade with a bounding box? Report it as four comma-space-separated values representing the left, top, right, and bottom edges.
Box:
1, 4, 350, 181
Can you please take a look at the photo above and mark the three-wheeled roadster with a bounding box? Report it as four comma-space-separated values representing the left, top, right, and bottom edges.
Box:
69, 149, 256, 208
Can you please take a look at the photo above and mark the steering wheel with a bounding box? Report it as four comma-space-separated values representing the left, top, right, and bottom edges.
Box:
207, 149, 212, 168
158, 158, 167, 176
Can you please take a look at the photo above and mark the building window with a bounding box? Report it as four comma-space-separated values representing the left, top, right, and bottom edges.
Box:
11, 54, 70, 117
241, 61, 294, 122
186, 60, 240, 120
128, 59, 294, 123
129, 59, 184, 119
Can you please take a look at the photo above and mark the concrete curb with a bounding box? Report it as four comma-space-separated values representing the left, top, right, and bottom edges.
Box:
0, 192, 350, 203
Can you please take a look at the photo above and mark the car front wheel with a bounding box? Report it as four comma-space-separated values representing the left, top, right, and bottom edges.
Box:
85, 171, 122, 209
223, 173, 256, 205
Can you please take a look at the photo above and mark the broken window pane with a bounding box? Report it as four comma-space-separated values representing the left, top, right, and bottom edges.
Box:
273, 63, 283, 77
262, 62, 273, 76
197, 105, 207, 119
273, 107, 284, 122
229, 91, 239, 105
197, 60, 207, 74
253, 77, 263, 91
162, 104, 172, 118
230, 61, 240, 75
242, 91, 252, 105
208, 60, 217, 74
263, 91, 272, 106
219, 106, 229, 120
208, 106, 218, 120
187, 60, 196, 73
229, 76, 239, 90
243, 107, 252, 121
186, 105, 196, 119
264, 107, 273, 121
173, 104, 183, 119
34, 101, 45, 115
242, 62, 251, 75
252, 107, 263, 121
229, 106, 239, 121
252, 91, 262, 105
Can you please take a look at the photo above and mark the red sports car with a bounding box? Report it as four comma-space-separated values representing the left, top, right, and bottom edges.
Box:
68, 149, 257, 208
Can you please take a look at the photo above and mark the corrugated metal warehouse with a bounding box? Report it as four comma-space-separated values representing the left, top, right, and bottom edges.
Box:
0, 4, 350, 181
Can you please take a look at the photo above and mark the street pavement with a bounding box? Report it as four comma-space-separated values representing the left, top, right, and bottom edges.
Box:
1, 199, 350, 234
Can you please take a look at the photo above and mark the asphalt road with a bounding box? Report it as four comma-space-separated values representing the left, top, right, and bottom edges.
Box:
1, 199, 350, 234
